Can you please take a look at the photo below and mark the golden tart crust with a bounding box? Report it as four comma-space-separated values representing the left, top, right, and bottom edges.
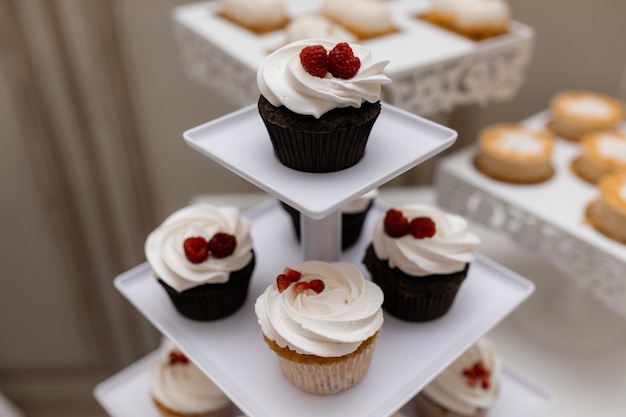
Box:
586, 172, 626, 243
548, 91, 624, 141
572, 130, 626, 184
474, 123, 554, 184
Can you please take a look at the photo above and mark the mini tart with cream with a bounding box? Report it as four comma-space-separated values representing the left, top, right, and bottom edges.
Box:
321, 0, 396, 40
220, 0, 289, 34
414, 338, 502, 417
547, 91, 624, 142
572, 130, 626, 184
586, 172, 626, 243
255, 261, 384, 395
422, 0, 511, 41
474, 123, 554, 184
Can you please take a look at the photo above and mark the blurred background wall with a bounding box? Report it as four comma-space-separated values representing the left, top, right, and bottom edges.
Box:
0, 0, 625, 415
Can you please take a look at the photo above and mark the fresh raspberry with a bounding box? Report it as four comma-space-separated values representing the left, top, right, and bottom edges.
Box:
283, 267, 302, 282
328, 42, 361, 79
300, 45, 328, 78
183, 237, 209, 263
293, 281, 311, 293
168, 350, 189, 365
409, 217, 436, 239
276, 274, 293, 293
207, 233, 237, 258
384, 209, 409, 237
307, 279, 325, 294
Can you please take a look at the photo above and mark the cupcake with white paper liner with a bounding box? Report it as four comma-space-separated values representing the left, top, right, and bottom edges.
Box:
145, 203, 255, 321
414, 338, 503, 417
255, 260, 384, 395
257, 38, 391, 173
149, 338, 234, 417
362, 204, 480, 321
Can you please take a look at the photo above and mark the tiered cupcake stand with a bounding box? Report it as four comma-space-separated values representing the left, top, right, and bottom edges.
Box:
94, 103, 550, 416
435, 110, 626, 350
171, 0, 534, 116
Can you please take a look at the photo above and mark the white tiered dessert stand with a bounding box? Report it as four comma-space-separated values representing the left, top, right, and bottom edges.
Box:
94, 102, 549, 417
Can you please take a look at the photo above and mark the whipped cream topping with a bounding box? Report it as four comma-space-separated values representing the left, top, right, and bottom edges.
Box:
495, 131, 545, 156
564, 96, 614, 118
221, 0, 287, 29
255, 260, 384, 357
597, 133, 626, 162
145, 204, 253, 292
149, 339, 231, 414
257, 39, 391, 118
422, 338, 502, 415
285, 15, 357, 43
372, 204, 480, 276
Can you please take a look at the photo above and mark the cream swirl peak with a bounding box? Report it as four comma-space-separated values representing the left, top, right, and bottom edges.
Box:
372, 204, 480, 276
255, 261, 384, 357
145, 204, 253, 292
149, 339, 231, 414
257, 39, 391, 118
421, 338, 502, 415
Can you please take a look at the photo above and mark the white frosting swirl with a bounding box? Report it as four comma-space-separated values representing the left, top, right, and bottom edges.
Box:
422, 338, 502, 415
372, 204, 480, 276
255, 261, 384, 357
257, 39, 391, 118
145, 204, 253, 292
149, 339, 231, 414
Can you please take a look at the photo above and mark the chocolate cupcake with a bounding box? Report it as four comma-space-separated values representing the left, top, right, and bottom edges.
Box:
256, 39, 391, 173
145, 204, 255, 321
362, 204, 480, 322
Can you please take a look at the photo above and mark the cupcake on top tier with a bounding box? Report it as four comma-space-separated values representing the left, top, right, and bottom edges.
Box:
149, 338, 234, 417
257, 39, 391, 173
255, 260, 384, 394
414, 338, 502, 417
423, 0, 511, 41
321, 0, 395, 40
145, 203, 255, 321
363, 204, 480, 321
220, 0, 289, 33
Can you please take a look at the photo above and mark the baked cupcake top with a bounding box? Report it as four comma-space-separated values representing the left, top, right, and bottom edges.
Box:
479, 123, 553, 161
551, 91, 624, 126
149, 339, 231, 414
580, 130, 626, 169
598, 172, 626, 212
421, 338, 502, 415
255, 260, 384, 357
220, 0, 288, 32
257, 39, 391, 118
444, 0, 510, 29
285, 15, 357, 43
321, 0, 394, 39
145, 204, 253, 292
372, 204, 480, 276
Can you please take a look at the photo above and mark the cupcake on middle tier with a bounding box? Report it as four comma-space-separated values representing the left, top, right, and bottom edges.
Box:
571, 130, 626, 184
257, 38, 391, 173
363, 204, 480, 322
255, 260, 384, 395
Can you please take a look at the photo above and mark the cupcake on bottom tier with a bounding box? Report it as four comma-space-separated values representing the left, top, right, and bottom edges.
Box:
586, 171, 626, 243
363, 204, 480, 322
145, 204, 255, 321
256, 39, 391, 173
280, 189, 378, 250
414, 338, 502, 417
255, 260, 384, 395
571, 130, 626, 184
473, 123, 554, 184
149, 339, 233, 417
547, 91, 624, 142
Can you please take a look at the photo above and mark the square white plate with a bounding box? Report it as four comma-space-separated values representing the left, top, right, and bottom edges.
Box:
184, 103, 457, 219
114, 201, 535, 417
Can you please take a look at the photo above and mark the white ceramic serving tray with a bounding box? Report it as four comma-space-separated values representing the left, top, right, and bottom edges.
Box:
172, 0, 532, 78
184, 103, 457, 219
435, 111, 626, 316
94, 349, 549, 417
114, 201, 535, 417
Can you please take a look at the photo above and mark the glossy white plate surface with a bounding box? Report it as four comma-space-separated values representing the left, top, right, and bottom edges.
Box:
94, 349, 549, 417
184, 103, 457, 219
114, 201, 535, 417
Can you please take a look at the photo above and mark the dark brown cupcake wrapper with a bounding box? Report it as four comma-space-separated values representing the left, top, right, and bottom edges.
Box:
362, 244, 469, 322
157, 252, 256, 321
